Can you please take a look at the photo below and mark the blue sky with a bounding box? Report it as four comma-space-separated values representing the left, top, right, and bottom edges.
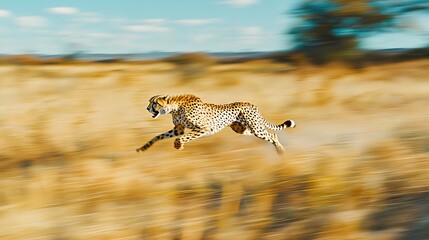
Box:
0, 0, 428, 54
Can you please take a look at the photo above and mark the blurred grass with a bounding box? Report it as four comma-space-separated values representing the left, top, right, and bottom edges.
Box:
0, 58, 428, 239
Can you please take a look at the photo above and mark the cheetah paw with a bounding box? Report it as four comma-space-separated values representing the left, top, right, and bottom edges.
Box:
174, 139, 184, 150
136, 145, 149, 152
275, 145, 285, 155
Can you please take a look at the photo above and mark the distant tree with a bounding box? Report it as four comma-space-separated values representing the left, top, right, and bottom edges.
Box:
289, 0, 429, 63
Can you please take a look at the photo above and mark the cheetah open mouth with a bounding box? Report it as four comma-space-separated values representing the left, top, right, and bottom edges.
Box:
152, 111, 160, 119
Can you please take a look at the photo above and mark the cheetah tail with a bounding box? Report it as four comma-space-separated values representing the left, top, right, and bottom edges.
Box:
265, 119, 296, 131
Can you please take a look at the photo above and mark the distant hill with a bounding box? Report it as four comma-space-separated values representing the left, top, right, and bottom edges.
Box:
1, 48, 427, 65
32, 51, 275, 61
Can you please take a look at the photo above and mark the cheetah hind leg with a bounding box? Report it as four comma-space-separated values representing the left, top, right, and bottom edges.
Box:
250, 126, 285, 155
231, 122, 284, 154
269, 133, 285, 155
230, 122, 252, 135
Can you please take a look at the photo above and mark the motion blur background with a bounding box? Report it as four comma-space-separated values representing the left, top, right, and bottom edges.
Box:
1, 0, 429, 239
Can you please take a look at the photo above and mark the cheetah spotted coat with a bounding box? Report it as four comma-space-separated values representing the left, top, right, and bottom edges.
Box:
136, 94, 295, 154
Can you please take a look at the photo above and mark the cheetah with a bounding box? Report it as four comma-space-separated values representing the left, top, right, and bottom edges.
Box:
136, 94, 296, 154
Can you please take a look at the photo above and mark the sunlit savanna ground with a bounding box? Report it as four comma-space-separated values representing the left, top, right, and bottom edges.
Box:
0, 58, 428, 239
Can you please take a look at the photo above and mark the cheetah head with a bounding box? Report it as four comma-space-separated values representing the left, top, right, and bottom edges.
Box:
147, 95, 171, 119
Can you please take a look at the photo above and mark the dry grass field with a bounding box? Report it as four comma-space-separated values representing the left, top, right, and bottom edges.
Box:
0, 58, 428, 239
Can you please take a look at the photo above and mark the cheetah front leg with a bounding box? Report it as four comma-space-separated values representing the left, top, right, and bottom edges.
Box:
136, 124, 185, 152
174, 127, 211, 150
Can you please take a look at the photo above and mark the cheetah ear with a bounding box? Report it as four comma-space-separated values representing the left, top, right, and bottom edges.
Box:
161, 95, 170, 102
158, 95, 169, 105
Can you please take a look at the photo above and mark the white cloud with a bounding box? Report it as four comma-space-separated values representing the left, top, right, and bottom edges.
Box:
72, 12, 102, 24
47, 7, 78, 15
16, 16, 48, 28
0, 9, 11, 18
241, 26, 262, 35
111, 18, 125, 24
141, 18, 166, 24
88, 32, 111, 39
57, 31, 74, 38
220, 0, 258, 7
191, 34, 213, 43
240, 26, 263, 45
122, 25, 169, 33
176, 18, 222, 26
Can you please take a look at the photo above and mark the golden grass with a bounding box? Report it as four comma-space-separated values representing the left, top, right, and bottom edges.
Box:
0, 59, 428, 239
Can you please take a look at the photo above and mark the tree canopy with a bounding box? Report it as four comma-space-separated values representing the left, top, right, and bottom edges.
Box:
289, 0, 429, 63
